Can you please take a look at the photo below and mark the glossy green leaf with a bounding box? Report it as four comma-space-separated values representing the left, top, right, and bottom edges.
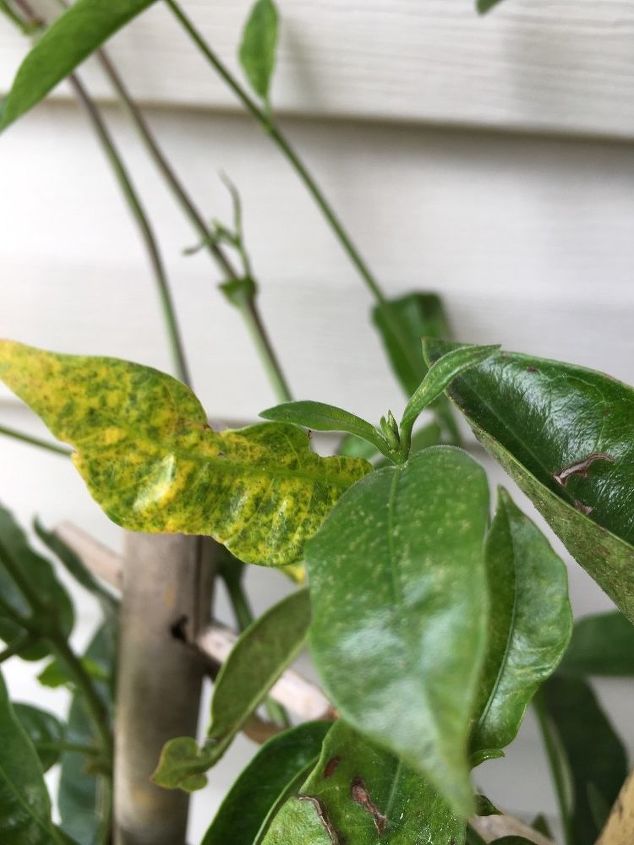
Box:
14, 703, 65, 773
0, 341, 369, 566
559, 611, 634, 677
201, 721, 330, 845
425, 340, 634, 622
537, 676, 627, 845
261, 400, 390, 455
58, 623, 115, 845
239, 0, 279, 102
0, 0, 158, 131
402, 344, 499, 428
153, 589, 311, 792
262, 720, 466, 844
0, 502, 74, 661
307, 447, 490, 816
0, 668, 64, 843
471, 489, 572, 755
34, 519, 117, 617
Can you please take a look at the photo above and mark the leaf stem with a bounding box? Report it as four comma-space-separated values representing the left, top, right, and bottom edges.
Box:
0, 632, 34, 663
67, 74, 192, 387
533, 691, 574, 845
92, 47, 292, 402
163, 0, 422, 381
0, 537, 113, 757
49, 636, 113, 757
219, 561, 291, 728
0, 423, 71, 456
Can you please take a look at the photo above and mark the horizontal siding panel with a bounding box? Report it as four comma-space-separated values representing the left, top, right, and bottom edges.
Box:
1, 104, 632, 418
1, 1, 634, 139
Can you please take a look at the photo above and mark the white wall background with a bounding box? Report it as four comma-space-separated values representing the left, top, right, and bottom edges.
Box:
1, 0, 633, 841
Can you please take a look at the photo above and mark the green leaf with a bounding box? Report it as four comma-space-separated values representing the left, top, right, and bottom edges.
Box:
58, 623, 115, 845
0, 668, 63, 843
0, 341, 369, 566
531, 814, 553, 837
219, 276, 257, 308
424, 340, 634, 623
0, 502, 74, 660
559, 611, 634, 677
34, 519, 118, 617
0, 0, 158, 131
489, 839, 535, 844
239, 0, 279, 102
402, 344, 499, 428
14, 703, 65, 773
537, 676, 627, 845
372, 293, 450, 395
201, 721, 330, 845
153, 589, 311, 792
477, 0, 505, 13
261, 401, 390, 456
38, 656, 109, 689
306, 447, 490, 816
471, 489, 572, 755
262, 720, 466, 844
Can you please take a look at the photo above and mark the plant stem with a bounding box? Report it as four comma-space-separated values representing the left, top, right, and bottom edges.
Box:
0, 423, 71, 456
67, 75, 192, 387
49, 635, 113, 756
0, 536, 113, 757
241, 299, 292, 402
0, 631, 34, 663
220, 563, 291, 728
163, 0, 422, 380
534, 691, 574, 845
93, 47, 292, 402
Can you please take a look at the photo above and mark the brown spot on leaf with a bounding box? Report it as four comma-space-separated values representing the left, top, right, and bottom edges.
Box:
298, 795, 342, 844
574, 499, 593, 516
553, 452, 614, 487
351, 776, 388, 834
526, 366, 538, 373
324, 756, 341, 779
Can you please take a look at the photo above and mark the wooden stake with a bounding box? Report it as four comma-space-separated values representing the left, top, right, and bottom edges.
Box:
113, 534, 217, 845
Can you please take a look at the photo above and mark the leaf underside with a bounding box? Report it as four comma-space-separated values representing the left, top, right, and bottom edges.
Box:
153, 590, 311, 791
472, 489, 572, 754
0, 341, 369, 566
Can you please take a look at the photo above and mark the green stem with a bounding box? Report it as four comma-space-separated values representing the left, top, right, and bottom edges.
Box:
93, 47, 292, 402
0, 0, 34, 32
0, 632, 34, 663
534, 692, 574, 845
36, 740, 103, 757
49, 636, 113, 757
221, 567, 291, 728
68, 74, 191, 387
163, 0, 421, 380
241, 299, 292, 402
0, 423, 70, 456
0, 538, 113, 757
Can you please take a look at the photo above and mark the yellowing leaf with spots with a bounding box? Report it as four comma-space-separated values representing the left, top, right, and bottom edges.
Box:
0, 341, 370, 566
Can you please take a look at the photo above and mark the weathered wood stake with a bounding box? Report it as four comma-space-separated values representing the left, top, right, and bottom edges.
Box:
113, 533, 217, 845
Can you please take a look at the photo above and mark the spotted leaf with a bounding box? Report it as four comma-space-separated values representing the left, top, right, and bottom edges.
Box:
0, 341, 370, 566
